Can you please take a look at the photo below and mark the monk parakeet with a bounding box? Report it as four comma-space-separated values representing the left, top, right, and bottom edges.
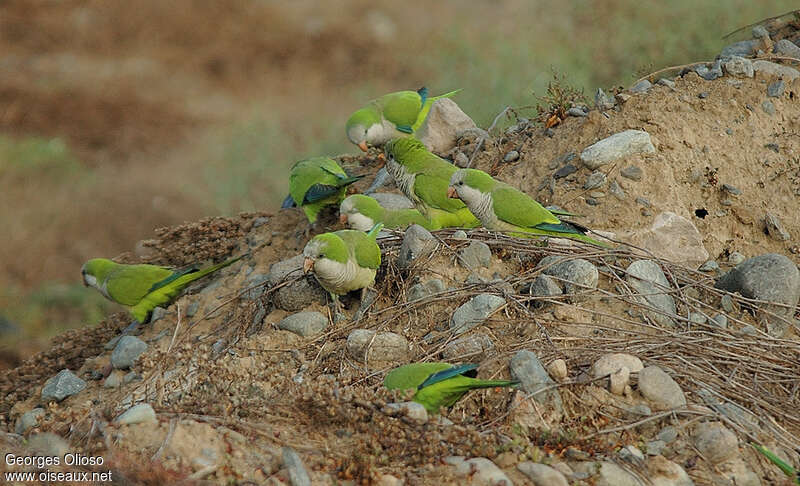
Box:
383, 138, 480, 229
302, 224, 382, 309
346, 87, 461, 152
752, 444, 800, 484
339, 194, 435, 231
281, 157, 364, 223
448, 168, 610, 247
384, 362, 517, 414
82, 255, 242, 327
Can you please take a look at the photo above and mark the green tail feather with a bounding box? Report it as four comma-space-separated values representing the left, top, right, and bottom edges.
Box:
367, 222, 384, 239
752, 444, 800, 483
413, 88, 463, 131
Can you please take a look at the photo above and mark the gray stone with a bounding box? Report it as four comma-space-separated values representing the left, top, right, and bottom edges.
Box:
111, 336, 148, 369
768, 80, 785, 98
451, 294, 506, 335
517, 462, 568, 486
452, 230, 468, 239
442, 333, 495, 360
765, 212, 791, 241
384, 401, 428, 424
104, 335, 121, 351
609, 180, 626, 199
580, 130, 656, 169
591, 353, 643, 378
537, 256, 599, 297
645, 440, 666, 456
278, 311, 328, 337
185, 301, 200, 317
41, 369, 86, 402
503, 150, 520, 163
568, 106, 588, 117
15, 408, 45, 435
370, 192, 415, 210
699, 261, 720, 272
752, 25, 770, 38
408, 278, 445, 301
775, 39, 800, 58
510, 350, 563, 412
417, 98, 477, 154
693, 422, 738, 464
584, 171, 607, 190
116, 403, 157, 425
597, 461, 642, 486
722, 183, 742, 195
595, 88, 615, 110
657, 426, 678, 443
721, 294, 735, 313
554, 164, 578, 179
123, 371, 141, 384
397, 224, 437, 269
527, 275, 563, 303
720, 40, 757, 58
696, 60, 723, 80
728, 251, 746, 265
630, 79, 652, 94
266, 255, 327, 311
585, 197, 599, 206
657, 78, 676, 88
635, 196, 650, 207
346, 329, 409, 362
150, 306, 168, 322
619, 445, 644, 462
459, 241, 492, 269
638, 366, 686, 410
621, 165, 643, 181
104, 371, 123, 388
723, 56, 754, 78
626, 260, 677, 327
689, 312, 707, 324
448, 457, 512, 485
762, 100, 776, 115
282, 447, 312, 486
753, 60, 800, 81
698, 91, 709, 99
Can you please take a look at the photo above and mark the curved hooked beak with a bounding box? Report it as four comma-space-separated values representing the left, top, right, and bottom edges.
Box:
357, 141, 368, 152
303, 257, 314, 274
338, 213, 348, 225
447, 186, 458, 199
375, 152, 386, 168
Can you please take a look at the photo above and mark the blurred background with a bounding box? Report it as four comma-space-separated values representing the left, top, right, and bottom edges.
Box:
0, 0, 794, 364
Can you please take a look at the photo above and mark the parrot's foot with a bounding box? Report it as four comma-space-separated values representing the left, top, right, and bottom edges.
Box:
120, 320, 143, 336
327, 295, 348, 323
353, 287, 379, 322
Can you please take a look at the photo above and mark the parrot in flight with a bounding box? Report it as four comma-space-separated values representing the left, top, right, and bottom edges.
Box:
346, 87, 462, 152
447, 168, 610, 247
384, 362, 518, 414
302, 223, 383, 311
339, 194, 435, 231
751, 443, 800, 484
281, 157, 364, 224
82, 255, 243, 331
383, 137, 480, 229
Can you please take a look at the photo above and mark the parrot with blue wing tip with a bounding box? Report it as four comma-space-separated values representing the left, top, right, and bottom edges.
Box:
383, 138, 480, 229
447, 168, 610, 247
339, 194, 435, 231
384, 362, 518, 414
82, 255, 243, 332
346, 87, 462, 152
282, 157, 364, 224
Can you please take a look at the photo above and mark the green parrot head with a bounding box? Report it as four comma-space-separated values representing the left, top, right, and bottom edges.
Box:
339, 194, 382, 231
448, 168, 496, 204
302, 233, 349, 274
346, 107, 381, 152
384, 137, 426, 165
81, 258, 117, 290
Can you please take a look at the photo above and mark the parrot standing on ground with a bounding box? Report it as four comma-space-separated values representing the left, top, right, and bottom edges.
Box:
346, 87, 461, 152
384, 362, 518, 414
447, 168, 610, 247
81, 255, 243, 332
281, 157, 364, 224
302, 223, 383, 310
339, 194, 435, 231
383, 138, 480, 229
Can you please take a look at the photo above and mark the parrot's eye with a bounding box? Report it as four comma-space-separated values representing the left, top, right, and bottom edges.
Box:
458, 181, 463, 185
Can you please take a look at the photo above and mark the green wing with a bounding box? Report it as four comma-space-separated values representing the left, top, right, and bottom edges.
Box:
380, 91, 423, 132
105, 264, 175, 306
336, 230, 381, 270
384, 362, 454, 390
383, 208, 435, 230
414, 174, 469, 212
289, 158, 349, 206
491, 185, 561, 228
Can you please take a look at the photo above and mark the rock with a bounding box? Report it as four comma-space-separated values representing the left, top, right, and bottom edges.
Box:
408, 278, 445, 302
568, 106, 588, 117
693, 422, 738, 464
370, 192, 415, 210
635, 197, 650, 207
459, 241, 492, 269
526, 274, 563, 303
537, 256, 598, 297
103, 371, 123, 388
384, 401, 428, 424
638, 366, 686, 410
720, 40, 757, 58
41, 369, 86, 402
503, 150, 520, 163
609, 180, 626, 199
546, 359, 568, 382
278, 311, 328, 337
698, 261, 720, 273
15, 408, 45, 435
282, 447, 312, 486
716, 253, 799, 337
597, 461, 642, 486
591, 353, 643, 378
753, 60, 800, 81
619, 445, 645, 462
629, 212, 708, 266
696, 60, 723, 80
584, 171, 607, 190
657, 426, 678, 443
417, 98, 478, 154
775, 39, 800, 58
266, 256, 327, 311
752, 25, 770, 38
689, 312, 707, 325
728, 251, 746, 265
626, 260, 677, 326
450, 294, 506, 335
111, 336, 148, 369
580, 130, 656, 169
768, 80, 785, 98
554, 164, 578, 179
452, 230, 468, 239
448, 457, 512, 486
442, 333, 495, 360
647, 456, 693, 486
517, 462, 568, 486
630, 79, 652, 94
762, 100, 776, 115
621, 165, 643, 181
720, 294, 735, 313
657, 78, 676, 88
27, 433, 69, 457
722, 183, 741, 196
595, 88, 615, 110
697, 91, 709, 99
646, 440, 666, 456
116, 403, 157, 425
346, 329, 409, 362
150, 306, 168, 322
723, 56, 754, 78
397, 224, 437, 270
710, 314, 728, 329
610, 366, 630, 396
765, 212, 791, 241
377, 474, 403, 486
510, 350, 563, 412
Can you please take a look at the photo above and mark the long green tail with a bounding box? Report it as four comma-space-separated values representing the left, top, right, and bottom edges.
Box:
752, 443, 800, 484
413, 88, 463, 131
514, 223, 611, 248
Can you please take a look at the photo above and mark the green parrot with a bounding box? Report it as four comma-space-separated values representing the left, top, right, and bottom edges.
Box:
384, 362, 518, 414
752, 443, 800, 484
339, 194, 435, 231
282, 157, 364, 224
81, 255, 243, 327
346, 87, 462, 152
383, 138, 480, 229
302, 223, 383, 307
447, 168, 610, 247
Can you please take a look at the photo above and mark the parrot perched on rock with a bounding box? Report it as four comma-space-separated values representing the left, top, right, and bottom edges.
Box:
339, 194, 435, 231
448, 168, 610, 247
302, 224, 382, 310
282, 157, 364, 224
82, 255, 243, 331
751, 443, 800, 484
383, 138, 480, 229
384, 362, 518, 414
346, 87, 461, 152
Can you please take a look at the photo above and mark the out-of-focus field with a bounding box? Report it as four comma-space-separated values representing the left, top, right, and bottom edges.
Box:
0, 0, 794, 362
